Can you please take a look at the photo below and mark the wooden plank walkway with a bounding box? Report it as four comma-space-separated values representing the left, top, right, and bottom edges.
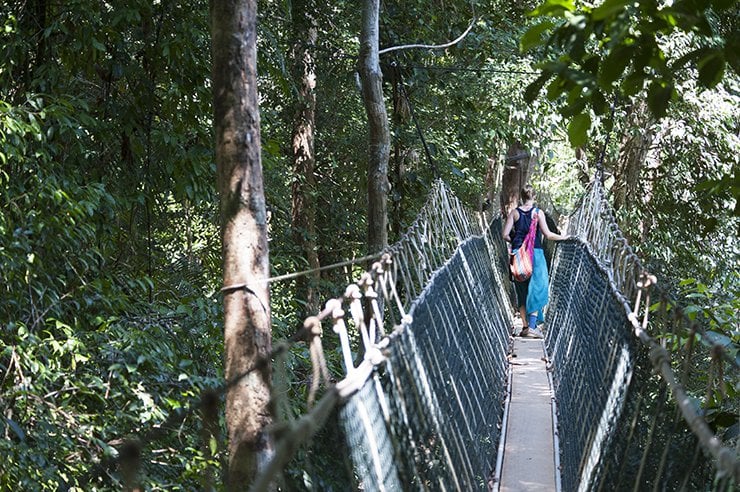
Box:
495, 328, 559, 491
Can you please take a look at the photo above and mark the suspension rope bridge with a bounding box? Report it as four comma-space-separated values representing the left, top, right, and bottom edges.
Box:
110, 179, 738, 491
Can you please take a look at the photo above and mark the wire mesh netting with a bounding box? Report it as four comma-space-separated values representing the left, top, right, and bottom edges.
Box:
272, 179, 736, 491
326, 232, 513, 491
547, 241, 737, 491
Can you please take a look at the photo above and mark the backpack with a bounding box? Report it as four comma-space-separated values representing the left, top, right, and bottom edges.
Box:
509, 207, 538, 282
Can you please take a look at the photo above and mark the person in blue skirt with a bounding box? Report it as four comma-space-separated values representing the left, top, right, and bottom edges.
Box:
502, 184, 568, 337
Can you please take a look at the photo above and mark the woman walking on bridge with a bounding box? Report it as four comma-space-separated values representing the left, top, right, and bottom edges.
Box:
503, 184, 568, 337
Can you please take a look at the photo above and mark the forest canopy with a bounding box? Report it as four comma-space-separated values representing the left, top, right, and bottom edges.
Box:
1, 0, 737, 489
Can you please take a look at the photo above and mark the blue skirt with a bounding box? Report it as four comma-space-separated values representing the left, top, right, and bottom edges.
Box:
512, 247, 549, 322
527, 248, 549, 321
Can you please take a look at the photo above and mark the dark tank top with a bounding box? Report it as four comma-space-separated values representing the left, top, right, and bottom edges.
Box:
511, 207, 542, 250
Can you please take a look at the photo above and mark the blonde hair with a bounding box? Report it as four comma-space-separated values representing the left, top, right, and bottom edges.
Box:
520, 184, 535, 202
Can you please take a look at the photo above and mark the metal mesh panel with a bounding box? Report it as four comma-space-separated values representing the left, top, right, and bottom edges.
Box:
340, 378, 404, 492
280, 180, 736, 491
547, 241, 732, 491
337, 235, 512, 491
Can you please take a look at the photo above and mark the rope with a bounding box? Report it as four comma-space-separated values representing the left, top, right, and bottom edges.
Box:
378, 17, 476, 56
219, 253, 383, 292
400, 64, 541, 75
551, 177, 739, 488
252, 180, 509, 489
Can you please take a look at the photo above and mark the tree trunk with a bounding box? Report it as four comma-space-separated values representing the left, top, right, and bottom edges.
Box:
612, 100, 657, 242
211, 0, 273, 489
358, 0, 391, 255
575, 147, 591, 186
613, 100, 654, 213
389, 65, 410, 240
290, 0, 321, 316
500, 141, 530, 217
482, 156, 498, 212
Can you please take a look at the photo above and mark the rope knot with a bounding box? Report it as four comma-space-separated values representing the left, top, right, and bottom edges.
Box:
303, 316, 322, 338
325, 299, 344, 322
358, 272, 373, 288
636, 272, 657, 289
344, 284, 361, 300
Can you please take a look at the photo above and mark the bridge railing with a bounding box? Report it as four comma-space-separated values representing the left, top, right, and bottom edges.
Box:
96, 177, 737, 491
259, 179, 516, 490
550, 178, 739, 490
566, 179, 645, 303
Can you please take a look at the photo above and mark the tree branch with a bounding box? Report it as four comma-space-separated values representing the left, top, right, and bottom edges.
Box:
378, 18, 476, 56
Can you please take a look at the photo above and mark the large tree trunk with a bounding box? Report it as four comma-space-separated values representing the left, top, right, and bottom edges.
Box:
358, 0, 391, 255
612, 100, 657, 242
500, 141, 532, 217
389, 65, 411, 240
211, 0, 273, 489
290, 0, 321, 316
613, 100, 654, 212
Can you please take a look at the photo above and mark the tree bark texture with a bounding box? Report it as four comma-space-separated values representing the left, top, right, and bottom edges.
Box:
390, 65, 411, 240
613, 100, 654, 213
359, 0, 391, 254
290, 0, 321, 316
211, 0, 273, 489
612, 100, 657, 243
482, 156, 498, 212
500, 141, 532, 217
575, 147, 591, 186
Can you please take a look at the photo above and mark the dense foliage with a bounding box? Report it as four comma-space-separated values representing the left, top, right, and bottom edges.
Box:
1, 0, 736, 489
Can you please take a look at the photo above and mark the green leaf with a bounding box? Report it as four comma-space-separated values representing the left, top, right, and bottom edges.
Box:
91, 38, 106, 52
592, 0, 631, 20
582, 55, 599, 75
520, 21, 554, 52
598, 45, 634, 88
546, 77, 566, 101
562, 86, 587, 116
647, 80, 673, 118
567, 112, 591, 147
621, 71, 645, 96
524, 72, 553, 102
671, 46, 707, 71
590, 89, 607, 115
697, 51, 725, 88
703, 330, 732, 347
5, 417, 25, 441
530, 0, 577, 17
263, 138, 281, 156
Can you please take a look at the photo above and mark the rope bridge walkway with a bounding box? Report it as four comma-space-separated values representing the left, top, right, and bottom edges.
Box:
110, 180, 738, 490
